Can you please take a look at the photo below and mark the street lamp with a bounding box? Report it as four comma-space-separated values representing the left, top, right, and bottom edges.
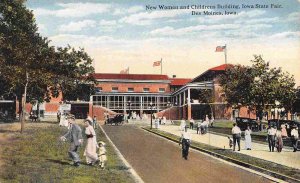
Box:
149, 102, 155, 129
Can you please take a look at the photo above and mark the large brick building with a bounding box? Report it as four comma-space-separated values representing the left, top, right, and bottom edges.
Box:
90, 64, 234, 121
13, 64, 259, 121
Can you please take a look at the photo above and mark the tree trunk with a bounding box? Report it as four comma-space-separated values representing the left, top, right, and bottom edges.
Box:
37, 101, 40, 121
18, 96, 22, 122
21, 72, 29, 133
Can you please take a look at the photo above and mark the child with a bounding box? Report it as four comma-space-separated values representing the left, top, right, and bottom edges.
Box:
98, 141, 107, 169
228, 136, 233, 148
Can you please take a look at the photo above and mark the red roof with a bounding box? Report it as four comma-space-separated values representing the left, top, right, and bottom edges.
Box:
208, 64, 231, 71
93, 73, 169, 80
170, 78, 192, 86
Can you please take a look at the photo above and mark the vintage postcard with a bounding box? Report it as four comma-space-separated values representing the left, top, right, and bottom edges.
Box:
0, 0, 299, 182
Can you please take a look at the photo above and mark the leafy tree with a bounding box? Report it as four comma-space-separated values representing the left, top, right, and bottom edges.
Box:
0, 0, 56, 132
51, 46, 96, 102
219, 64, 253, 116
0, 1, 96, 133
220, 55, 296, 123
250, 55, 296, 120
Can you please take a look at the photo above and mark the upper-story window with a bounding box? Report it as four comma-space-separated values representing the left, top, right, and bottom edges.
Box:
128, 88, 134, 92
143, 88, 150, 92
159, 88, 165, 93
95, 87, 102, 93
112, 87, 118, 92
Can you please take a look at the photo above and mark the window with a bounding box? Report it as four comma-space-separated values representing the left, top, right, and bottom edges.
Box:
128, 88, 134, 92
112, 87, 118, 92
143, 88, 150, 92
95, 87, 102, 93
159, 88, 165, 93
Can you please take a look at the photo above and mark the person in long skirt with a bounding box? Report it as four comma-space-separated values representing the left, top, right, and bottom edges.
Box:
83, 119, 99, 165
245, 125, 252, 150
281, 123, 288, 138
275, 128, 283, 152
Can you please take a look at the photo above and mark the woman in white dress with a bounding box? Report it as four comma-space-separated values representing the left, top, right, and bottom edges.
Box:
83, 119, 99, 165
245, 126, 252, 150
180, 119, 186, 131
59, 112, 68, 127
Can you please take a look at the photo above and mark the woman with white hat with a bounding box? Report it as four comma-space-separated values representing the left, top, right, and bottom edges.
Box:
83, 119, 99, 165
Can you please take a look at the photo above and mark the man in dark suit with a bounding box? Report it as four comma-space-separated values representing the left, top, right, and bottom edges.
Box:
61, 114, 83, 166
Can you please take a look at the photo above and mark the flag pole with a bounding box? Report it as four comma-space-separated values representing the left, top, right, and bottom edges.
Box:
224, 44, 227, 64
160, 58, 162, 75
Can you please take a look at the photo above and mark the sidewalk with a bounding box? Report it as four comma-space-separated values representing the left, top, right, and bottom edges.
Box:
158, 125, 300, 170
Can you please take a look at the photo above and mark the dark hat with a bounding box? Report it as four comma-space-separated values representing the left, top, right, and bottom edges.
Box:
85, 118, 93, 125
66, 114, 75, 120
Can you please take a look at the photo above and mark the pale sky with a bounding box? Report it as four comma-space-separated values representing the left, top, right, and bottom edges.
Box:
26, 0, 300, 85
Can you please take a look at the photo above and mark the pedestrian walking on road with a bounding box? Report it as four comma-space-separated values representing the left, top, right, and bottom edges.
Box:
231, 123, 241, 151
196, 120, 202, 134
291, 126, 299, 152
267, 125, 276, 152
60, 114, 83, 167
83, 119, 99, 166
245, 126, 252, 150
275, 128, 283, 152
179, 129, 191, 160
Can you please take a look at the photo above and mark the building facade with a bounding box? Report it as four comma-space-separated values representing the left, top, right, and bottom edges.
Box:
15, 64, 260, 121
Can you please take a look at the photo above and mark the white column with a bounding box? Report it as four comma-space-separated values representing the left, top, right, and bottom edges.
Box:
188, 88, 191, 104
183, 90, 186, 105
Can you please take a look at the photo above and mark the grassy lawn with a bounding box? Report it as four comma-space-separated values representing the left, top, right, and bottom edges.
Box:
0, 121, 134, 183
143, 127, 300, 182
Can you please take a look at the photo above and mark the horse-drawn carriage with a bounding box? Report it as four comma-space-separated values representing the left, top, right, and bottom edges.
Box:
105, 114, 124, 125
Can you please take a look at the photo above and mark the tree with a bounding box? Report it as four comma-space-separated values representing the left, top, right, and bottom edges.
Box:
220, 55, 296, 122
51, 46, 96, 102
0, 0, 56, 132
1, 1, 97, 133
250, 55, 296, 120
219, 64, 254, 116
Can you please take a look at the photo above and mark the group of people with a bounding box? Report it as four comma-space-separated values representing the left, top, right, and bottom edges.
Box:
179, 115, 213, 135
230, 123, 299, 153
267, 124, 299, 152
60, 114, 107, 168
154, 116, 167, 128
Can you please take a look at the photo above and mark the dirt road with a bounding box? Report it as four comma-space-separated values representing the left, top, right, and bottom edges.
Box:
103, 124, 272, 183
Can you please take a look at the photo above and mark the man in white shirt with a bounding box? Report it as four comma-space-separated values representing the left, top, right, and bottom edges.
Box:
231, 123, 241, 151
189, 118, 195, 130
291, 126, 299, 152
267, 125, 277, 152
179, 130, 192, 160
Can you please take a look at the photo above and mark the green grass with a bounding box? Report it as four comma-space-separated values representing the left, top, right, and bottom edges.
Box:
0, 122, 134, 183
143, 127, 300, 182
